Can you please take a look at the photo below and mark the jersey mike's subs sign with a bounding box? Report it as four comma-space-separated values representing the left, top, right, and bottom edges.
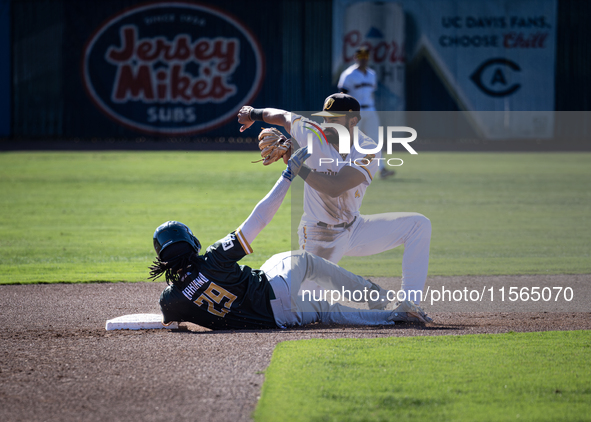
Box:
83, 2, 264, 135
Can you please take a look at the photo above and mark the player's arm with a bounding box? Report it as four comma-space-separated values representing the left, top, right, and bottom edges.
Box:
298, 165, 366, 198
237, 147, 310, 246
238, 106, 291, 133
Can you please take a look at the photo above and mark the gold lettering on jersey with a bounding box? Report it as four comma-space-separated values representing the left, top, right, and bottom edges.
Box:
324, 98, 335, 110
355, 190, 360, 198
194, 282, 238, 318
195, 294, 226, 317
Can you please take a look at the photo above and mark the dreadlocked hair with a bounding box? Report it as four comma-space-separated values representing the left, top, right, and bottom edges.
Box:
148, 243, 198, 287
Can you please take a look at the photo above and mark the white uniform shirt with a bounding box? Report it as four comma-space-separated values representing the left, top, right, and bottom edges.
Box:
337, 65, 377, 110
290, 114, 380, 225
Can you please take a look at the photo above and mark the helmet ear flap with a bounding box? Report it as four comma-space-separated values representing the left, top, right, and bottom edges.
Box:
153, 236, 163, 256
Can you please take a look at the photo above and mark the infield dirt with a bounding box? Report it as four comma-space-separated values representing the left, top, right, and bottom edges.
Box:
1, 275, 590, 422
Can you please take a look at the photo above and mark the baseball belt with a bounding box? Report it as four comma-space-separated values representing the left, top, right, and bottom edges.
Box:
317, 216, 357, 229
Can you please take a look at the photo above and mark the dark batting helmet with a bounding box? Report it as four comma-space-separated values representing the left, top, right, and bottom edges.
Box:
153, 221, 201, 258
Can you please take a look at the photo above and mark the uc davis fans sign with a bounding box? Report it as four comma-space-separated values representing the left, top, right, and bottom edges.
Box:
333, 0, 557, 139
83, 2, 264, 135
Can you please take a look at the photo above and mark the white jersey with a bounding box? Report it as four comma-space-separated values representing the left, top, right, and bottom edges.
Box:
290, 114, 380, 225
337, 65, 377, 110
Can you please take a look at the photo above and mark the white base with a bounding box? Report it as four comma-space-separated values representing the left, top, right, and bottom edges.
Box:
105, 313, 179, 331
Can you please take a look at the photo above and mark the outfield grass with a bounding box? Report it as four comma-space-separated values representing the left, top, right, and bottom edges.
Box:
0, 151, 589, 283
0, 151, 289, 283
254, 331, 591, 422
325, 152, 591, 277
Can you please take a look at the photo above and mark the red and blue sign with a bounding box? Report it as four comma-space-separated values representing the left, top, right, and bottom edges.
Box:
83, 2, 264, 135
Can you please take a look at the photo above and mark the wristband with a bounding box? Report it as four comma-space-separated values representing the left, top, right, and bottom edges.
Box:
281, 168, 294, 182
250, 108, 265, 121
298, 166, 311, 181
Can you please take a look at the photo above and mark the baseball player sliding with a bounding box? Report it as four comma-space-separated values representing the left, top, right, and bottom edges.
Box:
237, 93, 432, 317
150, 147, 432, 329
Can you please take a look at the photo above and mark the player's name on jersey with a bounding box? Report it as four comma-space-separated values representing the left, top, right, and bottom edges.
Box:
182, 272, 210, 300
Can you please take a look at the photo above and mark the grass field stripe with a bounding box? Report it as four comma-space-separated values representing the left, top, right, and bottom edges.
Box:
234, 228, 253, 255
2, 151, 590, 283
255, 331, 591, 421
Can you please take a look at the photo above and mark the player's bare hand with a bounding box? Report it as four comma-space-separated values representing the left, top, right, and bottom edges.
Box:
238, 106, 254, 132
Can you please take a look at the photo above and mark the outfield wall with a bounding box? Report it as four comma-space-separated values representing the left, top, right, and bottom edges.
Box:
1, 0, 590, 143
0, 0, 9, 138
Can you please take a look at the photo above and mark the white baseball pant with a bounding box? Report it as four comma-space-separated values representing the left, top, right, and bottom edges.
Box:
261, 250, 395, 328
298, 213, 431, 304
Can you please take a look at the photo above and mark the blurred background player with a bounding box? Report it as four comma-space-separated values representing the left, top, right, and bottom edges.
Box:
338, 46, 395, 179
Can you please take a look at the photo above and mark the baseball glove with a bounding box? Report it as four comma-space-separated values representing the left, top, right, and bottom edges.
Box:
253, 128, 292, 165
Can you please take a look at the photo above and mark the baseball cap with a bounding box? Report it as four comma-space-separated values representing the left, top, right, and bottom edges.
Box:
355, 46, 370, 59
312, 93, 361, 118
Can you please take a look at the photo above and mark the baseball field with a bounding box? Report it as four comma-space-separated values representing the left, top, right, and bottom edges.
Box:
1, 150, 590, 421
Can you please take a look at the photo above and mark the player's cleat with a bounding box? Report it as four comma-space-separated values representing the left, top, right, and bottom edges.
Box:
367, 280, 389, 311
388, 300, 433, 323
379, 168, 396, 179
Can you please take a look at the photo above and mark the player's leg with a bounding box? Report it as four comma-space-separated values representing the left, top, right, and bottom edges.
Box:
264, 250, 376, 297
263, 252, 396, 327
290, 250, 381, 294
302, 300, 397, 326
261, 251, 388, 309
297, 221, 348, 264
296, 221, 350, 295
296, 224, 390, 309
345, 213, 431, 304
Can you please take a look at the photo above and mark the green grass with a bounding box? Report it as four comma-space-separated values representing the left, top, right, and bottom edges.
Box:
254, 331, 591, 422
0, 151, 590, 283
326, 152, 591, 276
0, 151, 290, 283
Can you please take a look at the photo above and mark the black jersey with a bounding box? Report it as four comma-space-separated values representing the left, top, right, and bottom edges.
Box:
159, 229, 277, 330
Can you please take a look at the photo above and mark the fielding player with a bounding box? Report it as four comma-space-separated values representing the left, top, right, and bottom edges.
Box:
150, 147, 431, 330
237, 93, 432, 313
338, 46, 394, 179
